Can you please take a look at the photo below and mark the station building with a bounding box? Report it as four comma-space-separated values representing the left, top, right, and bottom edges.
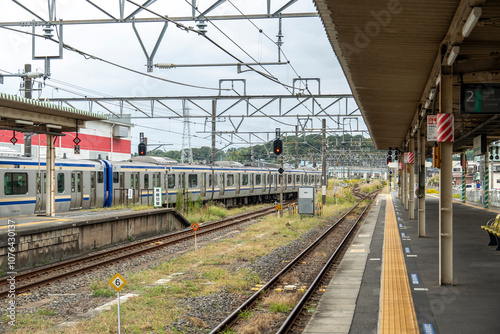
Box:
0, 118, 132, 161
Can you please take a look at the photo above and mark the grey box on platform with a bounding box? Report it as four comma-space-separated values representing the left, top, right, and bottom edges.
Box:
298, 186, 315, 215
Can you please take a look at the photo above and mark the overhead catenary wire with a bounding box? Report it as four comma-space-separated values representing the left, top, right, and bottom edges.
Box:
126, 0, 300, 93
0, 25, 227, 92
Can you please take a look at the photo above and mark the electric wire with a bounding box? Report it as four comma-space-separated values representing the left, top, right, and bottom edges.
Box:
0, 25, 226, 91
126, 0, 299, 92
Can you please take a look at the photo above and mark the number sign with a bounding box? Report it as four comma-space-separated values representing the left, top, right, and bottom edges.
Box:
109, 273, 127, 292
461, 83, 500, 114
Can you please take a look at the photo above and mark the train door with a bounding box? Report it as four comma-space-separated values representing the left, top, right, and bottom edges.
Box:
235, 174, 240, 195
70, 171, 83, 210
90, 171, 96, 208
220, 173, 225, 196
36, 171, 46, 213
201, 173, 206, 197
130, 173, 139, 203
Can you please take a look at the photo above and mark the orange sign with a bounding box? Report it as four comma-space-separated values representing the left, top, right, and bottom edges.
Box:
191, 223, 200, 231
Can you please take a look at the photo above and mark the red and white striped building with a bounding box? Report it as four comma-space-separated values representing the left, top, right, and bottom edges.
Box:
0, 119, 132, 161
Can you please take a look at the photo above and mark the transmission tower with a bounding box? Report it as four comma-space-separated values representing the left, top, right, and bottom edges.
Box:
181, 100, 193, 163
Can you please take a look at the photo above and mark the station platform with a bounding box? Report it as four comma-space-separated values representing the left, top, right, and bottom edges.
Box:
303, 193, 500, 334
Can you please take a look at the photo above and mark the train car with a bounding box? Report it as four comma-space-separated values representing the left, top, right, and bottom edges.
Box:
0, 154, 322, 218
0, 156, 105, 217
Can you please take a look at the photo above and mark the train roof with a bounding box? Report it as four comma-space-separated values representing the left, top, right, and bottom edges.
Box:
128, 156, 179, 165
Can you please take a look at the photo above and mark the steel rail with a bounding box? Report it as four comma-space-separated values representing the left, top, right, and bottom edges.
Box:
0, 204, 285, 299
209, 192, 377, 334
276, 191, 378, 333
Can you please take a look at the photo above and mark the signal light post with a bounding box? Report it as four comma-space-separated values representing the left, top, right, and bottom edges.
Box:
274, 129, 284, 218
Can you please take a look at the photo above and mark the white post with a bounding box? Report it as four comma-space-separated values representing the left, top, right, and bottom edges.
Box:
117, 291, 121, 334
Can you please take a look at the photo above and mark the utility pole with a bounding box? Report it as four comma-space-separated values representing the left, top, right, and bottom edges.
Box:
322, 119, 327, 204
295, 125, 299, 169
211, 99, 216, 164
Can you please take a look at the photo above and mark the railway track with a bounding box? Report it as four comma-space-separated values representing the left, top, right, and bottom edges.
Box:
0, 203, 291, 299
210, 190, 379, 334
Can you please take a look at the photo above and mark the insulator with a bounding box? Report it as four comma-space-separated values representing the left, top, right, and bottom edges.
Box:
43, 25, 53, 38
197, 20, 207, 34
496, 155, 499, 160
155, 63, 175, 69
25, 72, 43, 78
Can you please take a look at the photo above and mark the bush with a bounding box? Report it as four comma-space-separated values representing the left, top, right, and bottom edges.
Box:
427, 188, 439, 194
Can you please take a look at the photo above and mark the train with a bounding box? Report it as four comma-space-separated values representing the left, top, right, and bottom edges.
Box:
0, 155, 322, 217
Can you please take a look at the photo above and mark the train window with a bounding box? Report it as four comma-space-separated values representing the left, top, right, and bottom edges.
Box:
77, 173, 81, 193
113, 172, 119, 183
180, 174, 185, 188
188, 174, 198, 188
242, 174, 248, 186
57, 173, 64, 193
256, 174, 261, 185
214, 174, 219, 186
296, 175, 300, 183
227, 174, 234, 186
71, 173, 75, 192
250, 174, 254, 185
155, 173, 161, 187
168, 174, 175, 189
97, 171, 104, 183
208, 174, 212, 187
288, 175, 292, 184
144, 174, 149, 189
4, 172, 28, 195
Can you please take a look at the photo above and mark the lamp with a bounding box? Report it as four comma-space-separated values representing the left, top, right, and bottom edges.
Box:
447, 46, 460, 66
46, 124, 62, 129
429, 88, 436, 101
15, 120, 34, 126
462, 7, 482, 38
424, 99, 431, 109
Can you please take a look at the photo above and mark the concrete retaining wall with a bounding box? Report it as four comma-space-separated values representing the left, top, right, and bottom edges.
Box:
0, 208, 190, 271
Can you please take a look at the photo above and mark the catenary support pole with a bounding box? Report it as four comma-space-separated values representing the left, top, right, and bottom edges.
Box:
409, 137, 415, 219
418, 128, 426, 237
322, 119, 327, 205
439, 71, 453, 285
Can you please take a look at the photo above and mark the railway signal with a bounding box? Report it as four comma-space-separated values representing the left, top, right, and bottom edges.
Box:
273, 139, 283, 156
138, 142, 146, 156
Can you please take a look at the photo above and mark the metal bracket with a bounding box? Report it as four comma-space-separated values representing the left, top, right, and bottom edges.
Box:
132, 19, 168, 72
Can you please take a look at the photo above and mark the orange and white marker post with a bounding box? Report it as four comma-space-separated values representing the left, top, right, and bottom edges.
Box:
191, 223, 200, 250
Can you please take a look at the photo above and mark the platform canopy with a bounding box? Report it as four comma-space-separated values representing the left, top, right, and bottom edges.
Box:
314, 0, 500, 151
0, 93, 106, 135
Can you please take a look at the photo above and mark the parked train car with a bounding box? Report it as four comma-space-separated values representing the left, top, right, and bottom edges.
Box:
0, 155, 321, 218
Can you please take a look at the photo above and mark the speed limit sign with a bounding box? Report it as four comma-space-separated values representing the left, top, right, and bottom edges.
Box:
109, 273, 127, 292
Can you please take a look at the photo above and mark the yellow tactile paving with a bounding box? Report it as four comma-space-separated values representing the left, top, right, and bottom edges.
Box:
380, 194, 418, 333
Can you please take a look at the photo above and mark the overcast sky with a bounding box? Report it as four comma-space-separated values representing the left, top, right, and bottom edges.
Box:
0, 0, 365, 154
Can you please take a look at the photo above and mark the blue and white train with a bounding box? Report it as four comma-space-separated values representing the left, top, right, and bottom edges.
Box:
0, 155, 321, 217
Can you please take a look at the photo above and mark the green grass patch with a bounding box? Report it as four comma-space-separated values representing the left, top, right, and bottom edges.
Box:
92, 288, 115, 298
269, 302, 293, 313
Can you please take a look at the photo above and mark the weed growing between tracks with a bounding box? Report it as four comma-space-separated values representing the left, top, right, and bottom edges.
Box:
4, 196, 365, 333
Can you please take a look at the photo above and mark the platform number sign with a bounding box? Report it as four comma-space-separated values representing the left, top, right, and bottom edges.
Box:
109, 273, 127, 292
